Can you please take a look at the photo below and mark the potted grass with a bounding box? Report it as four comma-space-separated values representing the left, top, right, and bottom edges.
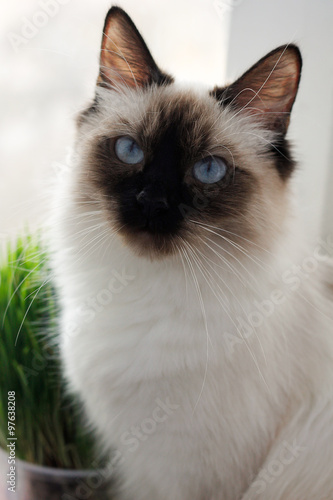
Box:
0, 234, 112, 499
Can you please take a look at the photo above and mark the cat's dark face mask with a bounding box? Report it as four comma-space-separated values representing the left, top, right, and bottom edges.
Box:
76, 7, 301, 259
112, 126, 192, 238
88, 101, 255, 258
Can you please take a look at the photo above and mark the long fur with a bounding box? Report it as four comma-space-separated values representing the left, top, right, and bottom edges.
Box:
51, 9, 333, 500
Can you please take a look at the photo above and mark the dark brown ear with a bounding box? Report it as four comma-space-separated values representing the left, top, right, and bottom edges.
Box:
213, 45, 302, 134
97, 7, 173, 90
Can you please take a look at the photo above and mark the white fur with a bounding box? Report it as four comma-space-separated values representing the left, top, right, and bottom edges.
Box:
51, 87, 333, 500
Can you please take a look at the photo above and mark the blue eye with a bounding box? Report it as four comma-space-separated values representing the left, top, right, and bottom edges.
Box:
115, 136, 144, 164
193, 156, 227, 184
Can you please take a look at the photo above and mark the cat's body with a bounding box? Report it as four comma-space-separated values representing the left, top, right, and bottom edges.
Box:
52, 7, 333, 500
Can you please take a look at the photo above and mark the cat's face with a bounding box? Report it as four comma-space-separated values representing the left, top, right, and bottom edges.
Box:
75, 7, 301, 260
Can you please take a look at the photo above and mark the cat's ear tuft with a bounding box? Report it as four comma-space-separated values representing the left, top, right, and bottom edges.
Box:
97, 7, 173, 90
213, 45, 302, 134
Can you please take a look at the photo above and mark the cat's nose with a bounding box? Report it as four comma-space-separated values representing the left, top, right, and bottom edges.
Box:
136, 189, 169, 218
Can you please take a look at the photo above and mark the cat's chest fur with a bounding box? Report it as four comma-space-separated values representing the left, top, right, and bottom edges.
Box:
56, 216, 307, 499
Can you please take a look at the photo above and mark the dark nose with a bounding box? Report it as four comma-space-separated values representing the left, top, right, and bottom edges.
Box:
136, 189, 169, 218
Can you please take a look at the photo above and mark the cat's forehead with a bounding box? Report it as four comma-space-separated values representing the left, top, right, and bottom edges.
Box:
96, 85, 223, 143
89, 84, 272, 169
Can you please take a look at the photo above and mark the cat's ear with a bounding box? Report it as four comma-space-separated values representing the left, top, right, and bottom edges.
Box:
97, 7, 172, 90
213, 45, 302, 134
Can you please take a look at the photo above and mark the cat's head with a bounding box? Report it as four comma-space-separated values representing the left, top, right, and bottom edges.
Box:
75, 7, 301, 261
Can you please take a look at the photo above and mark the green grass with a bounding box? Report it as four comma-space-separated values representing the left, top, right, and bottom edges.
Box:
0, 233, 102, 469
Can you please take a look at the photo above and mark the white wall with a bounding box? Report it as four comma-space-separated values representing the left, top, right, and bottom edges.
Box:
225, 0, 333, 243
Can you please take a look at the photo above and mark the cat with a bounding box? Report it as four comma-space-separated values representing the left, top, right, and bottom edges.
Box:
51, 6, 333, 500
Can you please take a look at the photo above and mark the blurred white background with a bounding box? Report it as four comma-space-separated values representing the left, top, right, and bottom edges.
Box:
226, 0, 333, 245
0, 0, 332, 250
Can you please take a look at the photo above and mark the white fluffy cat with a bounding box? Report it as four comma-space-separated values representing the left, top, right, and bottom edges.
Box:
51, 7, 333, 500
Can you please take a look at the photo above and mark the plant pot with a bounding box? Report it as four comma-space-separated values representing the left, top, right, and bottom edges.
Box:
1, 449, 112, 500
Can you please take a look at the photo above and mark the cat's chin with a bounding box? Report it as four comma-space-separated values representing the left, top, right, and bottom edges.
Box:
118, 228, 178, 260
